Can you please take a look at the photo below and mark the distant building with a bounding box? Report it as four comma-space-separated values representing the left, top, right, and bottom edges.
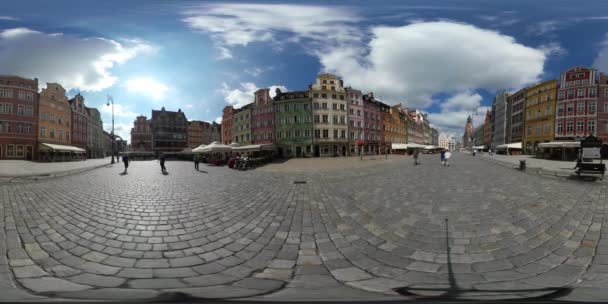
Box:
221, 106, 235, 144
251, 88, 275, 145
274, 89, 313, 157
187, 120, 205, 149
362, 93, 381, 154
37, 82, 74, 161
151, 107, 188, 155
203, 121, 221, 144
69, 93, 89, 153
0, 75, 38, 160
507, 88, 526, 143
555, 67, 599, 142
130, 115, 152, 151
346, 87, 364, 155
232, 105, 252, 145
483, 110, 492, 147
598, 73, 608, 151
492, 90, 509, 149
431, 128, 438, 146
522, 79, 558, 154
463, 116, 473, 149
439, 132, 450, 149
310, 73, 348, 156
86, 107, 104, 158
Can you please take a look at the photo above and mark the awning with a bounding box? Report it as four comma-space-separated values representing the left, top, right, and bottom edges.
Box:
200, 141, 232, 153
473, 145, 486, 149
39, 143, 86, 153
538, 141, 581, 148
496, 142, 522, 149
232, 144, 277, 152
192, 144, 207, 153
228, 143, 240, 147
392, 143, 426, 149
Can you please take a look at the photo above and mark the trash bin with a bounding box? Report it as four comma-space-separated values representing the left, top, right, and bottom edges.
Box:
519, 160, 526, 171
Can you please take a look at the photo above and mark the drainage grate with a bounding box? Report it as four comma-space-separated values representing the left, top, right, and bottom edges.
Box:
293, 180, 307, 184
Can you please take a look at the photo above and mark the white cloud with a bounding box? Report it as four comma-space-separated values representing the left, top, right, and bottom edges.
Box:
0, 27, 155, 92
216, 46, 233, 60
214, 116, 222, 124
321, 22, 546, 107
103, 122, 132, 142
182, 3, 362, 58
244, 67, 265, 77
593, 34, 608, 72
0, 16, 18, 21
528, 20, 561, 36
125, 77, 169, 100
429, 91, 484, 135
100, 103, 138, 118
220, 82, 287, 108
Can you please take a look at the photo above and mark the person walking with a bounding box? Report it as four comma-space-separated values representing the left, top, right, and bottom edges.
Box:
122, 153, 129, 173
160, 153, 167, 173
440, 150, 446, 166
413, 148, 420, 165
444, 150, 452, 167
194, 154, 200, 171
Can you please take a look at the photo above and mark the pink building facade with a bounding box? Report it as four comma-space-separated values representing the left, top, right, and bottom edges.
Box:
362, 93, 380, 154
346, 87, 364, 155
598, 73, 608, 145
251, 88, 275, 145
555, 67, 599, 141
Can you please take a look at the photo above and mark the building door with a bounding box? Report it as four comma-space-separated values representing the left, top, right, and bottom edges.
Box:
26, 146, 33, 160
341, 146, 346, 156
314, 145, 320, 157
295, 146, 302, 157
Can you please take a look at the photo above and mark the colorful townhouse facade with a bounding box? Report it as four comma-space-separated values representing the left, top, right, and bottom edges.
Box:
597, 73, 608, 145
37, 82, 74, 161
151, 107, 188, 154
86, 107, 104, 158
251, 88, 275, 145
221, 106, 235, 145
522, 79, 558, 155
0, 75, 38, 160
130, 115, 153, 151
362, 93, 381, 154
507, 88, 526, 144
232, 105, 252, 145
69, 93, 89, 153
555, 67, 599, 141
310, 73, 348, 156
187, 120, 205, 149
274, 89, 313, 157
345, 87, 364, 155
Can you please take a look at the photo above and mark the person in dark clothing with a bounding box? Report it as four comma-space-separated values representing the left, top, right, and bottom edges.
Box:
122, 154, 129, 172
160, 154, 167, 173
440, 150, 446, 166
194, 154, 200, 171
413, 149, 420, 165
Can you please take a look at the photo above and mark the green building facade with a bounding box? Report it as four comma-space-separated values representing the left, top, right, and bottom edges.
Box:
273, 89, 313, 157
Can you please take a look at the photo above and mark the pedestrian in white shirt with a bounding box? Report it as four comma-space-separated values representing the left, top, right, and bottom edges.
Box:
444, 150, 452, 167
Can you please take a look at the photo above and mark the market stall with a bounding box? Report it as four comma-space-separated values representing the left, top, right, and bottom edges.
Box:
538, 141, 580, 161
496, 142, 522, 155
199, 142, 232, 165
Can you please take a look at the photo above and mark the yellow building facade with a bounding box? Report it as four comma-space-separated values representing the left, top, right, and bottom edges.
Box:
523, 79, 557, 155
38, 83, 71, 145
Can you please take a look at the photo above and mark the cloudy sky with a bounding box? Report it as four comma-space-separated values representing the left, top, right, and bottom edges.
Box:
1, 0, 608, 140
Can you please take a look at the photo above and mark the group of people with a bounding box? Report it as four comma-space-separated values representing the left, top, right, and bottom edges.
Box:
121, 153, 167, 173
411, 149, 452, 166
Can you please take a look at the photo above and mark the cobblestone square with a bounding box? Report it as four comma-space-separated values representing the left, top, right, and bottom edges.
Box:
1, 153, 607, 301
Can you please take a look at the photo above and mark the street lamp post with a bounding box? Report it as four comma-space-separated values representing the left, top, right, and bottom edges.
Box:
107, 95, 115, 164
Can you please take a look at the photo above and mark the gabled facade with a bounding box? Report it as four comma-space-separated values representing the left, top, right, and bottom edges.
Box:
362, 93, 380, 154
555, 67, 599, 141
522, 79, 558, 154
151, 107, 188, 154
69, 93, 89, 153
345, 87, 364, 155
0, 75, 38, 160
221, 106, 235, 144
274, 89, 313, 157
232, 105, 252, 145
130, 115, 152, 151
251, 88, 275, 145
310, 74, 348, 156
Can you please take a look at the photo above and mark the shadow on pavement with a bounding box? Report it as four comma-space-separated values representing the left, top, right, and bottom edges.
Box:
119, 172, 128, 176
566, 175, 599, 182
162, 171, 169, 175
393, 218, 572, 301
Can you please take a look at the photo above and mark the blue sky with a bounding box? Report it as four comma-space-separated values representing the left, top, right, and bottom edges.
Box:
1, 0, 608, 140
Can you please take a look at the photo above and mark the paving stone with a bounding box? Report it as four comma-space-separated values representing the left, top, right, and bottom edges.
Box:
13, 265, 49, 278
330, 267, 373, 282
129, 278, 187, 289
65, 273, 126, 288
183, 273, 239, 286
19, 277, 91, 292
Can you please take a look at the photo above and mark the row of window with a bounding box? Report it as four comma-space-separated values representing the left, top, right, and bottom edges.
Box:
0, 144, 32, 158
0, 103, 34, 116
0, 89, 34, 101
526, 93, 553, 107
314, 129, 347, 139
385, 136, 406, 143
556, 101, 607, 115
526, 123, 552, 136
40, 111, 69, 125
312, 92, 345, 100
39, 126, 70, 141
277, 130, 310, 139
563, 78, 590, 88
0, 121, 33, 134
275, 103, 309, 112
558, 87, 606, 99
527, 106, 553, 119
253, 119, 275, 127
556, 120, 596, 134
252, 106, 273, 115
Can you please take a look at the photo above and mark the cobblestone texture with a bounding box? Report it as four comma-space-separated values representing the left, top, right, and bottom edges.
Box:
1, 153, 607, 301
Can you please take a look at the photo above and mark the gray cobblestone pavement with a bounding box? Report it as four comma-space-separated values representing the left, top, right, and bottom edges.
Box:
1, 152, 608, 301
